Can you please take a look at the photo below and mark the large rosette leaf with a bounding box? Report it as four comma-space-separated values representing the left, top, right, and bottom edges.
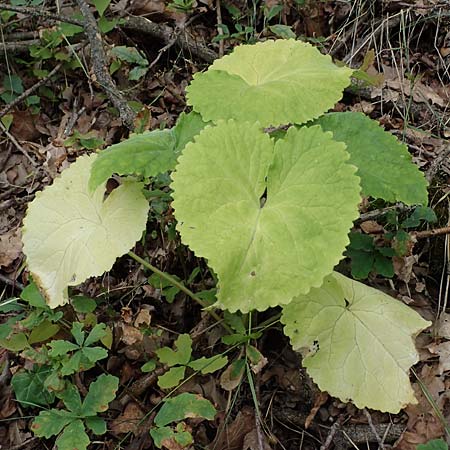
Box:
314, 112, 428, 205
281, 272, 431, 413
22, 154, 149, 308
89, 112, 208, 192
186, 40, 353, 127
171, 121, 361, 312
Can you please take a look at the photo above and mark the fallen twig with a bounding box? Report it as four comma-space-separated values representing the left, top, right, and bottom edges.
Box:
0, 121, 37, 166
0, 63, 63, 119
0, 3, 83, 26
122, 15, 217, 64
414, 225, 450, 239
0, 39, 40, 54
76, 0, 136, 129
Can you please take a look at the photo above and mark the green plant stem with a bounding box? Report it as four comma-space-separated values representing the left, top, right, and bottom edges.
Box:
128, 251, 232, 333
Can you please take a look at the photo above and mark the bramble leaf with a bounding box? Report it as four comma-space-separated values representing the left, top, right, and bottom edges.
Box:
154, 393, 216, 427
89, 112, 208, 191
81, 374, 119, 416
314, 112, 428, 205
281, 272, 431, 413
22, 154, 149, 308
186, 40, 352, 127
171, 121, 361, 312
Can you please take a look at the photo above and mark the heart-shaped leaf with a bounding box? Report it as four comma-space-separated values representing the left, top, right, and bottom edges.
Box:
186, 40, 352, 127
171, 121, 361, 312
281, 272, 431, 412
22, 154, 149, 308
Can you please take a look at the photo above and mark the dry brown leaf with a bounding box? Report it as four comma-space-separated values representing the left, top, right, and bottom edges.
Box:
211, 407, 255, 450
242, 428, 272, 450
360, 220, 384, 234
134, 307, 152, 328
110, 402, 144, 435
0, 229, 22, 268
434, 313, 450, 339
220, 362, 244, 391
397, 364, 445, 450
305, 391, 329, 429
120, 323, 144, 345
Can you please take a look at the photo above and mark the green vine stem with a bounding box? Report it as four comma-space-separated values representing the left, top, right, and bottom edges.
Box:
128, 251, 232, 333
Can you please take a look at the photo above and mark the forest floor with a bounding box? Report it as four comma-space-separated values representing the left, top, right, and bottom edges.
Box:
1, 0, 450, 449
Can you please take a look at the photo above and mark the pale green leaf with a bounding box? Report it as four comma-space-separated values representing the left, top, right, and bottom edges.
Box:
171, 121, 361, 312
81, 374, 119, 416
186, 40, 352, 127
11, 365, 55, 407
154, 393, 216, 427
158, 366, 186, 389
89, 112, 208, 191
188, 355, 228, 374
281, 272, 431, 413
156, 334, 192, 366
55, 419, 90, 450
31, 409, 75, 438
172, 111, 210, 154
314, 112, 428, 205
22, 154, 149, 308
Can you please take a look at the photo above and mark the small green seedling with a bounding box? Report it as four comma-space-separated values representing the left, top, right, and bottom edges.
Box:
150, 393, 216, 449
156, 334, 227, 389
31, 374, 118, 450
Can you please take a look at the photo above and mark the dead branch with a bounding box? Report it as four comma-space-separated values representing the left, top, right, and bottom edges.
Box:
0, 39, 41, 54
122, 15, 217, 64
76, 0, 136, 130
0, 3, 83, 26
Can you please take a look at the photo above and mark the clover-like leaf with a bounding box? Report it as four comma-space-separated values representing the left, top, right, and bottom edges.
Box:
281, 272, 431, 413
22, 154, 149, 308
89, 112, 208, 191
186, 40, 352, 127
314, 112, 428, 205
55, 419, 90, 450
171, 121, 361, 312
154, 393, 216, 427
156, 334, 192, 367
31, 409, 76, 438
